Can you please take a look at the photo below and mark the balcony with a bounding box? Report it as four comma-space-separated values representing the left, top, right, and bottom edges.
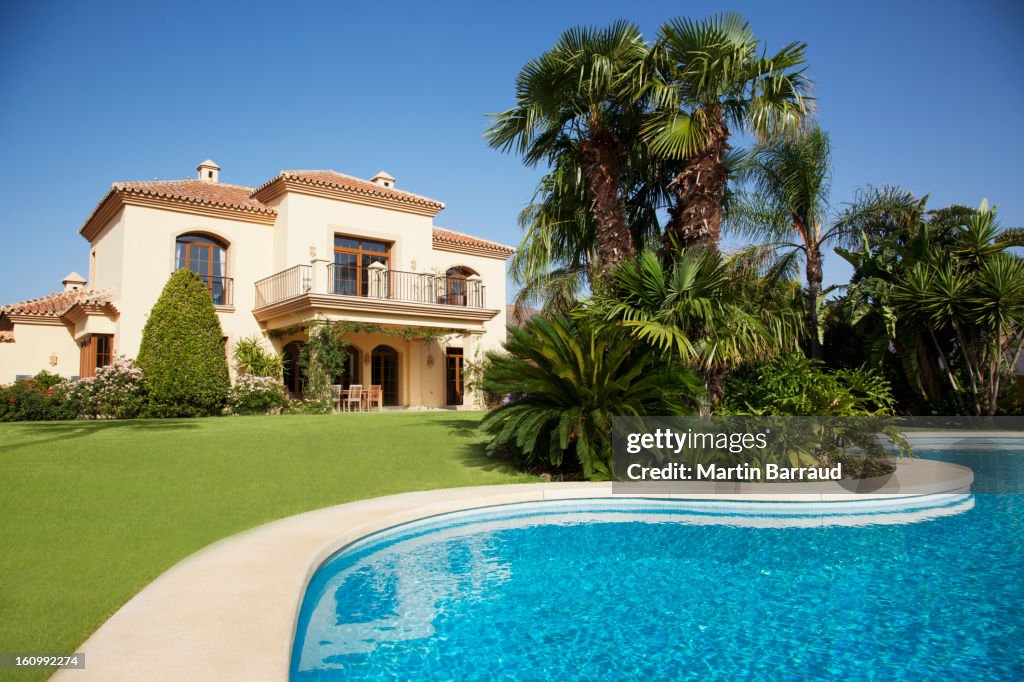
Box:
255, 263, 486, 309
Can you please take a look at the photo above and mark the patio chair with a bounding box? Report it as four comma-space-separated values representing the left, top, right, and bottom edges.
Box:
344, 384, 363, 413
367, 384, 383, 412
329, 385, 343, 413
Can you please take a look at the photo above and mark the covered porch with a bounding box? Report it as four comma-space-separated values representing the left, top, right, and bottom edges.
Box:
253, 275, 499, 408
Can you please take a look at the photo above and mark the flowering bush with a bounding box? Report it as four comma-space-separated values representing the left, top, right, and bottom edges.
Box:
89, 357, 147, 418
285, 397, 331, 414
49, 357, 146, 420
0, 371, 76, 421
228, 375, 288, 415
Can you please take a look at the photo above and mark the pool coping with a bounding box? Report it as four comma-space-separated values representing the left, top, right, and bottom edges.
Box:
54, 457, 973, 681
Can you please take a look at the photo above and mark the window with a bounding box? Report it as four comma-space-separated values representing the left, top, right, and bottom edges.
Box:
175, 234, 229, 305
333, 236, 391, 297
79, 334, 113, 378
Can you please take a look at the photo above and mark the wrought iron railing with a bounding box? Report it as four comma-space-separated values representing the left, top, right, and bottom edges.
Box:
254, 264, 487, 308
175, 271, 234, 306
328, 264, 486, 308
254, 265, 311, 307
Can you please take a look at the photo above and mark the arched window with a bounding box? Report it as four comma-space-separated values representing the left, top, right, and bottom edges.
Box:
175, 234, 229, 305
445, 266, 477, 306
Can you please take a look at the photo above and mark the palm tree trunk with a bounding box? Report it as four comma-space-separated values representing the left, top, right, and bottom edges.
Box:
662, 117, 731, 254
578, 128, 634, 277
912, 331, 945, 403
804, 236, 823, 360
703, 365, 727, 414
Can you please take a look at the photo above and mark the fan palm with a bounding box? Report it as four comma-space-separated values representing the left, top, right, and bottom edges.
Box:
643, 13, 813, 253
486, 21, 651, 275
591, 249, 803, 410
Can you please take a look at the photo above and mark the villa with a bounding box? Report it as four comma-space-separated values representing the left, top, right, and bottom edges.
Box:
0, 160, 514, 407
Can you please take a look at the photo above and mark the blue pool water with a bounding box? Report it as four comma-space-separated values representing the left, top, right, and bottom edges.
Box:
292, 450, 1023, 681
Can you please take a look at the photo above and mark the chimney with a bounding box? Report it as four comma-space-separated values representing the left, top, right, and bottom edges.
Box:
370, 171, 395, 189
197, 159, 221, 183
62, 272, 87, 292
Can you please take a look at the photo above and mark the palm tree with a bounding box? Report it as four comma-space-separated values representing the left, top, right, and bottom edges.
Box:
727, 125, 848, 358
643, 13, 813, 253
591, 249, 803, 410
510, 131, 682, 311
486, 21, 650, 275
480, 313, 701, 479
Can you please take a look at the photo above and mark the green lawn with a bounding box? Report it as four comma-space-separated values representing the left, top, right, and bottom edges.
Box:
0, 412, 535, 678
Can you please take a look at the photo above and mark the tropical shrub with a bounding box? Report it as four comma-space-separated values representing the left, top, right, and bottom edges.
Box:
837, 194, 1024, 415
480, 313, 702, 480
232, 335, 284, 379
721, 353, 895, 416
137, 270, 230, 417
228, 375, 288, 415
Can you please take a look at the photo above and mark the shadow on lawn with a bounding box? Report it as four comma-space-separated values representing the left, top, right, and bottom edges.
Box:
445, 418, 486, 438
1, 419, 200, 455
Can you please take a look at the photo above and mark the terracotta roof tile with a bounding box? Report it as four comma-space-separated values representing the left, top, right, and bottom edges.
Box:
112, 179, 274, 214
261, 170, 445, 211
433, 227, 516, 254
1, 288, 114, 318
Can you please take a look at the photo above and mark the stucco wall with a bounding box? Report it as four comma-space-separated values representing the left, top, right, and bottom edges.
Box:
111, 204, 274, 359
425, 245, 509, 357
277, 193, 435, 272
0, 323, 81, 383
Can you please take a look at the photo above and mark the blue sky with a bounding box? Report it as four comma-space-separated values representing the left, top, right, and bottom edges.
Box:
1, 0, 1021, 305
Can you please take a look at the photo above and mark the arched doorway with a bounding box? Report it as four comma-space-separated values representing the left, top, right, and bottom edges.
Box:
334, 347, 361, 388
371, 345, 399, 406
444, 266, 478, 306
283, 341, 305, 398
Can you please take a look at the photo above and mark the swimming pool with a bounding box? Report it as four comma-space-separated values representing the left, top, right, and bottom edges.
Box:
291, 451, 1023, 681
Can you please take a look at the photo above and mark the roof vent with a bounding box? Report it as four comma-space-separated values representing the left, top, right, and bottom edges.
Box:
62, 272, 87, 292
370, 171, 395, 189
197, 159, 221, 183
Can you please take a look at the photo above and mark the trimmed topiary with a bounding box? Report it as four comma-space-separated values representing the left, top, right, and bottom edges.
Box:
137, 269, 230, 417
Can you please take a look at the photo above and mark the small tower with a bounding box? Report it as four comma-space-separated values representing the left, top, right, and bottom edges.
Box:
370, 171, 395, 189
197, 159, 221, 183
62, 272, 87, 292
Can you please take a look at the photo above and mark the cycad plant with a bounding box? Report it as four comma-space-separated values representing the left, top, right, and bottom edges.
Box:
480, 313, 701, 480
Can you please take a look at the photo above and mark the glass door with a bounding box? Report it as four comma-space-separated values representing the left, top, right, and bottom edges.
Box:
371, 345, 399, 406
446, 348, 463, 405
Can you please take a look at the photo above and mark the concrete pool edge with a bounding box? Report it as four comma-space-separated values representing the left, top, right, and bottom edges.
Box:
54, 459, 973, 682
